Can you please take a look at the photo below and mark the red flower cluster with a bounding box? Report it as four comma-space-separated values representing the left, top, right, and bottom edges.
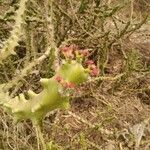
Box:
60, 45, 89, 59
66, 82, 76, 89
55, 75, 76, 89
86, 60, 94, 65
78, 49, 89, 57
60, 46, 74, 59
86, 60, 100, 77
59, 45, 99, 77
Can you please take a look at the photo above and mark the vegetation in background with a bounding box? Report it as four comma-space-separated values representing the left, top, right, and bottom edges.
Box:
0, 0, 149, 149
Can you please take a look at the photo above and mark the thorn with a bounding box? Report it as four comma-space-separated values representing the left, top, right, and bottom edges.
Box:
19, 94, 26, 102
40, 78, 50, 88
3, 103, 11, 108
10, 50, 16, 55
28, 90, 37, 98
12, 108, 20, 113
31, 104, 41, 113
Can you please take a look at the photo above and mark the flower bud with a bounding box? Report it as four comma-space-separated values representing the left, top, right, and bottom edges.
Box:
55, 75, 63, 82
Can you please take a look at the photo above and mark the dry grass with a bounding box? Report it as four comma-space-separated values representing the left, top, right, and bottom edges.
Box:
0, 0, 150, 149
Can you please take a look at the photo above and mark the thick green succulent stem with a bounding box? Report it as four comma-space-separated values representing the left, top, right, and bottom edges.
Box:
0, 60, 89, 124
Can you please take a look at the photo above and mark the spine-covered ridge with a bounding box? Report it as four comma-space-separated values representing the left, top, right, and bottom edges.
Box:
0, 0, 28, 62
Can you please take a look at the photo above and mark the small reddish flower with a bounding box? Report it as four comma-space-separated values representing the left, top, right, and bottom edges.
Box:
89, 64, 97, 70
69, 44, 78, 51
90, 67, 100, 77
79, 49, 89, 56
67, 82, 76, 89
86, 60, 94, 65
60, 47, 69, 52
60, 45, 75, 59
61, 82, 68, 88
55, 75, 63, 82
86, 60, 100, 77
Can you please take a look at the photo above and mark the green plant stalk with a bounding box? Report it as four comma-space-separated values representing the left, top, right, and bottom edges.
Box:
35, 124, 47, 150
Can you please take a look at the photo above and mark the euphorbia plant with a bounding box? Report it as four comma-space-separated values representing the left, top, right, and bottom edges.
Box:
0, 45, 99, 149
